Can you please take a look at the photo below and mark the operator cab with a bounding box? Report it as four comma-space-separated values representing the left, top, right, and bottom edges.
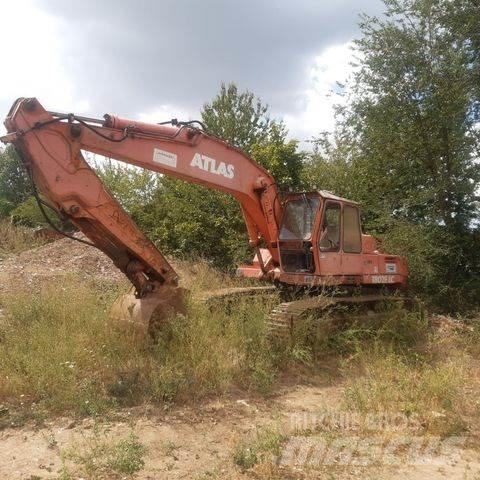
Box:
278, 191, 362, 274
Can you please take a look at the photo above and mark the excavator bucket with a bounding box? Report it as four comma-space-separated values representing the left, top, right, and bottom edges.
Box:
110, 285, 187, 338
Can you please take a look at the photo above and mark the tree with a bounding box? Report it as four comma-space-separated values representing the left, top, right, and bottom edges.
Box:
133, 178, 250, 268
144, 83, 306, 268
201, 82, 272, 154
0, 147, 31, 218
93, 157, 158, 214
305, 0, 480, 309
251, 124, 305, 191
344, 0, 479, 230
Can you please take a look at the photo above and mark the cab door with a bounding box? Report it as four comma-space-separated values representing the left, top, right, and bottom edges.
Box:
341, 204, 363, 275
317, 201, 342, 276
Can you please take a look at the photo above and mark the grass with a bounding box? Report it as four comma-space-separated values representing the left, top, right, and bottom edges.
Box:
0, 272, 479, 435
0, 220, 46, 258
0, 273, 279, 416
226, 306, 480, 476
342, 350, 471, 435
0, 232, 479, 452
233, 426, 286, 471
59, 425, 146, 479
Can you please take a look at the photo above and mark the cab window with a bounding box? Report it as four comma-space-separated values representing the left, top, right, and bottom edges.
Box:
279, 197, 320, 241
319, 202, 340, 251
343, 205, 362, 253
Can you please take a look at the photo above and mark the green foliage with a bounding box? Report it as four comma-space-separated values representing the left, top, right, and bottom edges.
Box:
107, 433, 146, 475
93, 157, 158, 213
349, 0, 479, 229
0, 146, 63, 228
382, 221, 480, 310
304, 0, 480, 310
202, 82, 272, 154
251, 123, 306, 191
134, 179, 250, 269
10, 196, 58, 228
0, 146, 31, 218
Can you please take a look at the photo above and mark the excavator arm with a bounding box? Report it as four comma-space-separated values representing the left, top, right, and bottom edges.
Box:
1, 98, 282, 331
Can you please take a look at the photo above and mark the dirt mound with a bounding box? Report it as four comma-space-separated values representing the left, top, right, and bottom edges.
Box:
0, 234, 124, 294
0, 230, 245, 297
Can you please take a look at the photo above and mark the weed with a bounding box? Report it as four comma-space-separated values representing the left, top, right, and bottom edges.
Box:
107, 432, 146, 475
233, 427, 285, 471
44, 432, 58, 449
62, 424, 145, 479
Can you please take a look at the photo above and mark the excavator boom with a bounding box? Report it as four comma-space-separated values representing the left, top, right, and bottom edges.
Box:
1, 98, 283, 332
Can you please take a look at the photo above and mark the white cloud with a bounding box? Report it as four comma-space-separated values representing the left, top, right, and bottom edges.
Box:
0, 0, 89, 133
283, 42, 355, 144
137, 105, 196, 125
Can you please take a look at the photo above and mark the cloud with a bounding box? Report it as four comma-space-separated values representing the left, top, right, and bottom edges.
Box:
0, 0, 90, 117
282, 42, 356, 142
0, 0, 383, 141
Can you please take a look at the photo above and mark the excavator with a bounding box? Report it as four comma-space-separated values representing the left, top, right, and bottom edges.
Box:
0, 98, 408, 336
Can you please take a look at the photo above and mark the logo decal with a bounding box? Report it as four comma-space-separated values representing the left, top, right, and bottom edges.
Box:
153, 148, 177, 168
190, 153, 234, 179
386, 263, 397, 274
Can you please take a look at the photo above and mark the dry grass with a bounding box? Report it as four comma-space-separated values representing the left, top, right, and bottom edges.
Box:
0, 251, 479, 450
233, 426, 286, 472
0, 274, 278, 417
175, 258, 249, 294
338, 312, 480, 437
0, 220, 45, 258
58, 425, 146, 479
342, 350, 472, 436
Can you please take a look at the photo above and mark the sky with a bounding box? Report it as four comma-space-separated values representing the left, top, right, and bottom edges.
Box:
0, 0, 384, 144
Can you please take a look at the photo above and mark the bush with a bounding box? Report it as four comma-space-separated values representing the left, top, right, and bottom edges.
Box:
382, 221, 480, 312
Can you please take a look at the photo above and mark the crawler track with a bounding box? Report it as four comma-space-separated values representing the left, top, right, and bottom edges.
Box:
267, 294, 408, 338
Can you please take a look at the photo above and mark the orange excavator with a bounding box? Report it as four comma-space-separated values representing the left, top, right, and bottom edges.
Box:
1, 98, 408, 335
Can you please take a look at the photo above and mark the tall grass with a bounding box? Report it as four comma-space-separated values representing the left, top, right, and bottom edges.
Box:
342, 349, 471, 435
0, 220, 45, 258
0, 275, 278, 415
0, 268, 478, 439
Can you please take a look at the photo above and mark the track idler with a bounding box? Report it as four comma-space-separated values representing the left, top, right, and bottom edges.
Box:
110, 285, 187, 338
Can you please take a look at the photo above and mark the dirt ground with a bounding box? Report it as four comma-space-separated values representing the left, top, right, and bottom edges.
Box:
1, 385, 480, 479
1, 238, 479, 479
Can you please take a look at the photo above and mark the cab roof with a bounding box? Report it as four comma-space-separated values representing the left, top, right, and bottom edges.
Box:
318, 190, 358, 204
285, 190, 358, 205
